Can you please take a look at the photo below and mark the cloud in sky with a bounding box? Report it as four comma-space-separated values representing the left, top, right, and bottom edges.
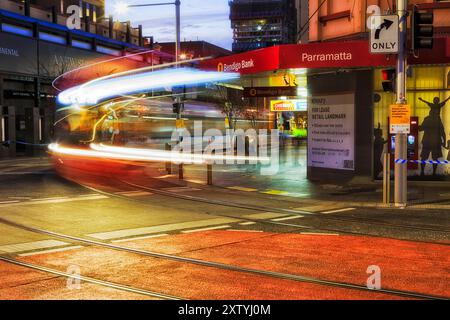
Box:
106, 0, 233, 50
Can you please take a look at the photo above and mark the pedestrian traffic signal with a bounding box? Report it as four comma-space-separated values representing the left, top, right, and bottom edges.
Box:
381, 68, 396, 92
412, 6, 434, 50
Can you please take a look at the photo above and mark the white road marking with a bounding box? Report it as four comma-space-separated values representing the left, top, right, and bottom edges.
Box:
300, 232, 340, 236
0, 240, 70, 254
239, 222, 257, 226
271, 215, 304, 222
18, 246, 84, 257
87, 217, 240, 240
182, 225, 231, 233
31, 196, 69, 201
242, 212, 288, 220
226, 229, 263, 233
0, 195, 108, 207
0, 200, 20, 204
228, 186, 258, 192
112, 234, 169, 243
322, 208, 356, 214
115, 191, 153, 197
162, 187, 201, 193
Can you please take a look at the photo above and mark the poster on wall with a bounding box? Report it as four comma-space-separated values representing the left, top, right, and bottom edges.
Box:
308, 93, 355, 170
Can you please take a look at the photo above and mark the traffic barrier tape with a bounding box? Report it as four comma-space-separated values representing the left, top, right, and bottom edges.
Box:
395, 159, 450, 165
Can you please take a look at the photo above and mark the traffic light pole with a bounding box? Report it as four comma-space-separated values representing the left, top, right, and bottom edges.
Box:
394, 0, 408, 207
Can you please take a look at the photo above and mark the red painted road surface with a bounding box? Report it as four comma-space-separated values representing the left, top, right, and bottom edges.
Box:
1, 231, 448, 300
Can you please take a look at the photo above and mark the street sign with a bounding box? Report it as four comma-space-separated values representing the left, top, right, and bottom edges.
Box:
390, 104, 411, 134
243, 86, 297, 98
369, 15, 399, 54
270, 99, 306, 112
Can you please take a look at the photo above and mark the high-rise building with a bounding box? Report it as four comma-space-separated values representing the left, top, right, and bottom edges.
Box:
229, 0, 297, 53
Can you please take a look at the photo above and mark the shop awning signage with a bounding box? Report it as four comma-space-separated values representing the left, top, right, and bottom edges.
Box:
200, 38, 449, 75
270, 99, 307, 112
243, 86, 297, 97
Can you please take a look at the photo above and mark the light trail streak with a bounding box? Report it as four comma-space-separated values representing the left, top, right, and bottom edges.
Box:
48, 143, 205, 164
57, 68, 239, 106
91, 144, 271, 163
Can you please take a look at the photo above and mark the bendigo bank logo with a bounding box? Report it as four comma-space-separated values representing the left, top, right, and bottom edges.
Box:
217, 60, 255, 73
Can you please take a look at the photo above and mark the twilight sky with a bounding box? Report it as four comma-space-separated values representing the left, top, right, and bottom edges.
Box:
105, 0, 233, 50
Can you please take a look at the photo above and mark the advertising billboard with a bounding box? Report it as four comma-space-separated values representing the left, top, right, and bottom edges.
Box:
308, 93, 355, 171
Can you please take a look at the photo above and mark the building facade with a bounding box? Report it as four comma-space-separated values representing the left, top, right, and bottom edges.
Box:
305, 0, 450, 181
229, 0, 297, 52
0, 0, 171, 158
155, 41, 232, 60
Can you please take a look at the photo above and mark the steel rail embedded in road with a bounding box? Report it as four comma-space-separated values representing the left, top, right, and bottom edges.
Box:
0, 206, 447, 300
0, 255, 182, 300
116, 180, 450, 245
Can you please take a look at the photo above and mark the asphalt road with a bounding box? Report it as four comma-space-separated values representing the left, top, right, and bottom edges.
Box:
0, 157, 448, 300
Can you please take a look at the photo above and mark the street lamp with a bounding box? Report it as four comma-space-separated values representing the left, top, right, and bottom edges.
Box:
113, 1, 181, 63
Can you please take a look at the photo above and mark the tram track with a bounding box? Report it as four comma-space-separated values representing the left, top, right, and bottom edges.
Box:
113, 179, 450, 245
0, 214, 447, 300
0, 255, 183, 300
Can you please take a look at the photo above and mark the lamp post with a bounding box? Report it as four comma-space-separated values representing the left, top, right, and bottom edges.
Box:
115, 1, 181, 63
115, 1, 183, 119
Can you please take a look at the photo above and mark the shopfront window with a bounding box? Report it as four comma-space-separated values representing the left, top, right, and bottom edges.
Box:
374, 65, 450, 180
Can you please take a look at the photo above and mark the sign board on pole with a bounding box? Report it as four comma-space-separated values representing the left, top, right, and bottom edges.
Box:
389, 104, 411, 134
369, 15, 399, 54
270, 99, 307, 112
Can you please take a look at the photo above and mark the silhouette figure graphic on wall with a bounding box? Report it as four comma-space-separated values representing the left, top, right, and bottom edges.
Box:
373, 123, 387, 179
418, 96, 449, 176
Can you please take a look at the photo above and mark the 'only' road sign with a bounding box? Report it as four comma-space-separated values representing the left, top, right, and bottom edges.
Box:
369, 15, 399, 54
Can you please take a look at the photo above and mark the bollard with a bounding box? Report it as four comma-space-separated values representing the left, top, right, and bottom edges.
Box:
179, 163, 183, 180
165, 143, 172, 174
383, 153, 391, 204
207, 164, 212, 185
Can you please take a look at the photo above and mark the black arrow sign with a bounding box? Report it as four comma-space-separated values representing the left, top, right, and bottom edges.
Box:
375, 19, 394, 39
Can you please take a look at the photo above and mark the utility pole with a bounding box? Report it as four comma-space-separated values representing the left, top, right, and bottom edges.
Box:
394, 0, 408, 207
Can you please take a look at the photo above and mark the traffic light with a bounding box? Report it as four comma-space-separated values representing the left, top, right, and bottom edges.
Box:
412, 6, 434, 50
381, 68, 396, 92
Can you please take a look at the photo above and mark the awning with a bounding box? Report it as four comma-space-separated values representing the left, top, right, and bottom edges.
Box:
199, 38, 450, 75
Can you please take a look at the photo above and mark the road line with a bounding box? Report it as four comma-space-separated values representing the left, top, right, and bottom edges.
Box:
162, 187, 201, 193
87, 217, 240, 240
18, 245, 84, 257
301, 232, 340, 236
228, 186, 258, 192
0, 240, 70, 254
112, 234, 169, 243
271, 215, 304, 222
261, 190, 290, 195
182, 225, 231, 233
31, 196, 70, 201
226, 229, 263, 233
239, 221, 257, 226
0, 200, 20, 204
0, 195, 108, 207
322, 208, 356, 214
242, 212, 288, 220
115, 191, 153, 197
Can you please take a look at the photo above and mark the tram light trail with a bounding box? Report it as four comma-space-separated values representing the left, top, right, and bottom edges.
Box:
57, 68, 238, 106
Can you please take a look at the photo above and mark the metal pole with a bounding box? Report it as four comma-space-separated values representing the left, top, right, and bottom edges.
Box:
175, 0, 182, 120
175, 0, 181, 64
383, 153, 391, 204
394, 0, 408, 207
